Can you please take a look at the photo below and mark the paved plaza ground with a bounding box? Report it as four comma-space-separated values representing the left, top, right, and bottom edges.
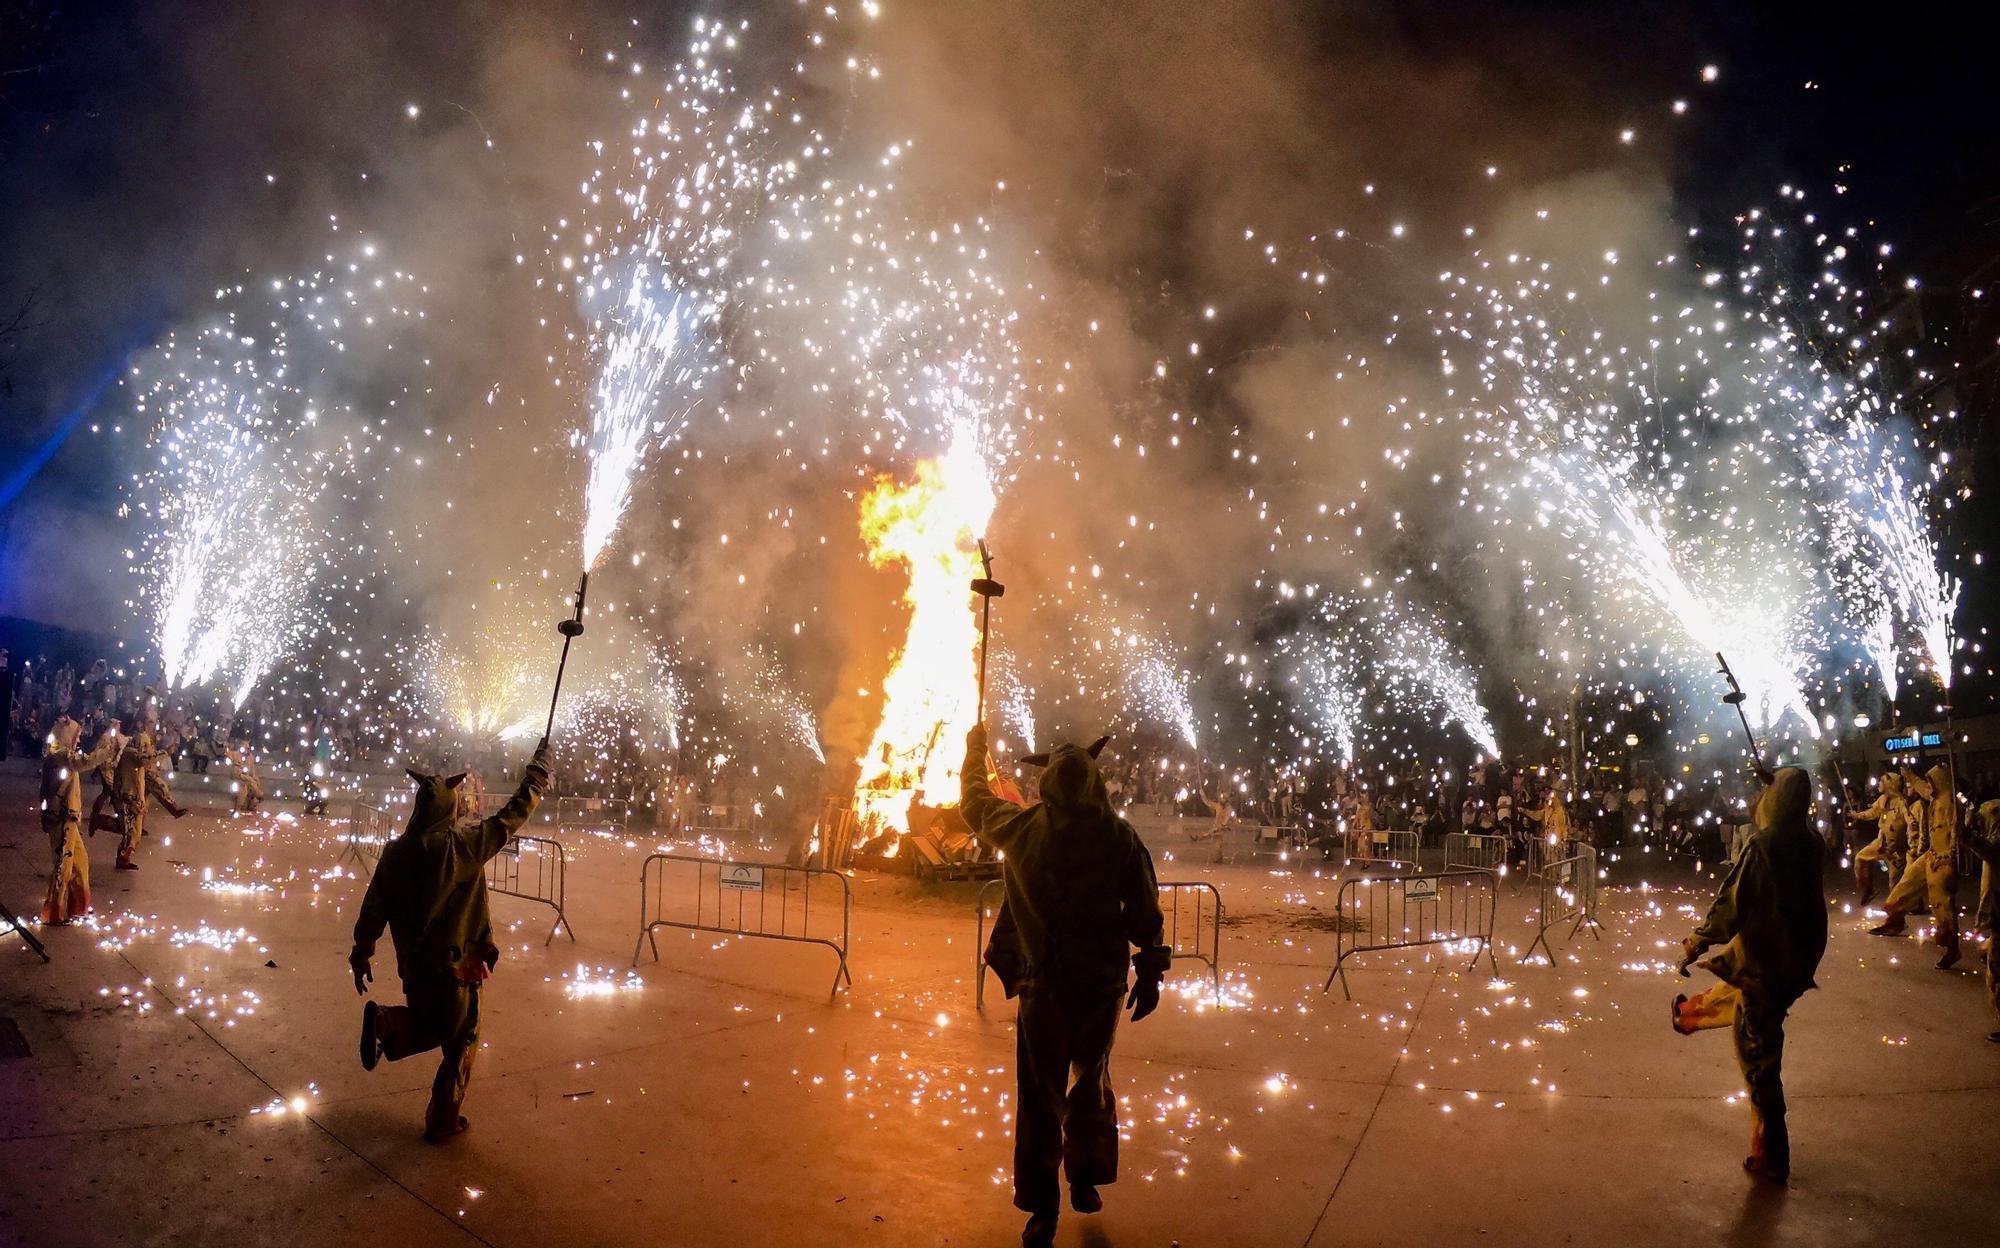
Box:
3, 758, 1998, 1247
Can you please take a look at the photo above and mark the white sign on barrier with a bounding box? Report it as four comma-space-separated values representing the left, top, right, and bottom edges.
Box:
1405, 876, 1440, 901
721, 865, 766, 892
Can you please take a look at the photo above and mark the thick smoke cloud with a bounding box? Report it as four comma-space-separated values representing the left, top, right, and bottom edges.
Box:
4, 0, 1820, 774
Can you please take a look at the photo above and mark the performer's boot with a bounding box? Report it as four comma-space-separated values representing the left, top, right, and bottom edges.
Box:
1069, 1184, 1102, 1214
1869, 908, 1906, 936
1935, 923, 1961, 972
1742, 1115, 1789, 1183
1853, 861, 1875, 907
1021, 1211, 1058, 1248
359, 1001, 382, 1071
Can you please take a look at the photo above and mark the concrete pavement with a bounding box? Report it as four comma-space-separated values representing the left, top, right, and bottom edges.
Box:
4, 759, 1997, 1247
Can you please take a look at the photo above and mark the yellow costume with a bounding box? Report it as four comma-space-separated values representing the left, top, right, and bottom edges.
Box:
40, 721, 116, 924
1873, 763, 1961, 969
1849, 773, 1912, 903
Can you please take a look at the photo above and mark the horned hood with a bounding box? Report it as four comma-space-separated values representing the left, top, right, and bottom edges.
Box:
1036, 741, 1112, 814
403, 769, 466, 837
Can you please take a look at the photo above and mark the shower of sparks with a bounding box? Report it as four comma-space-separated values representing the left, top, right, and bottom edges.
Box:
86, 16, 1966, 839
123, 239, 427, 709
1529, 444, 1818, 739
561, 19, 781, 571
1379, 597, 1500, 757
1123, 630, 1200, 750
1278, 626, 1363, 764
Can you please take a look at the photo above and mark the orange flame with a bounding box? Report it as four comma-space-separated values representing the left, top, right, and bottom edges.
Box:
852, 437, 997, 838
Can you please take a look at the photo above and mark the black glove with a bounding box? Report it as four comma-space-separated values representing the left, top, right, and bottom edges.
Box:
1676, 937, 1704, 978
525, 739, 554, 790
966, 721, 988, 754
1126, 976, 1162, 1022
349, 949, 373, 996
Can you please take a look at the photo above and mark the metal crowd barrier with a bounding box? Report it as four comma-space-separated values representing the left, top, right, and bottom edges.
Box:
337, 800, 391, 873
632, 853, 853, 999
1524, 834, 1580, 883
485, 834, 575, 945
1348, 828, 1421, 870
1444, 832, 1508, 872
1159, 880, 1226, 994
1522, 844, 1602, 964
1321, 866, 1499, 1000
469, 789, 555, 827
974, 878, 1226, 1009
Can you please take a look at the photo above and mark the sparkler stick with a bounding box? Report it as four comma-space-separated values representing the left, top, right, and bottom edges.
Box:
970, 540, 1005, 722
1713, 652, 1771, 782
544, 571, 589, 742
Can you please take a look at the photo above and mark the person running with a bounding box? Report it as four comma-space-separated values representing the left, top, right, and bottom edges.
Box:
350, 741, 553, 1142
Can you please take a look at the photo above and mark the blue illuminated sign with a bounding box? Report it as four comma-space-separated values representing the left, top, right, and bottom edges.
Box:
1883, 731, 1943, 753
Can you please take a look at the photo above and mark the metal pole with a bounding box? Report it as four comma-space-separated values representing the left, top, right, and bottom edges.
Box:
978, 594, 992, 720
970, 540, 1004, 723
1713, 652, 1768, 779
544, 569, 589, 741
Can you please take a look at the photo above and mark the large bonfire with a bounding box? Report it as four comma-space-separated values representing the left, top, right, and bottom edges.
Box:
851, 432, 997, 841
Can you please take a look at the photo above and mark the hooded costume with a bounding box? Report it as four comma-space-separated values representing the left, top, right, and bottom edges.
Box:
1524, 789, 1576, 846
349, 743, 550, 1141
1873, 762, 1962, 968
106, 731, 183, 869
40, 721, 116, 924
960, 725, 1169, 1244
1673, 767, 1827, 1181
229, 742, 265, 813
1849, 772, 1912, 903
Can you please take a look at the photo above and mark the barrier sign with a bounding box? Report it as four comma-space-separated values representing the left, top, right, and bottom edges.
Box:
721, 865, 766, 892
1405, 876, 1440, 901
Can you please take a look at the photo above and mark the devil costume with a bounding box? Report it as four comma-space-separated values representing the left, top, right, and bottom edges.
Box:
1873, 763, 1962, 969
108, 732, 184, 869
960, 724, 1170, 1246
349, 742, 550, 1141
1672, 768, 1827, 1182
1849, 771, 1913, 905
40, 720, 116, 924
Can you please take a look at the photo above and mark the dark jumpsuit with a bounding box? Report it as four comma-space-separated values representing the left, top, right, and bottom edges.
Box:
351, 765, 545, 1137
1674, 768, 1828, 1175
960, 734, 1169, 1215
